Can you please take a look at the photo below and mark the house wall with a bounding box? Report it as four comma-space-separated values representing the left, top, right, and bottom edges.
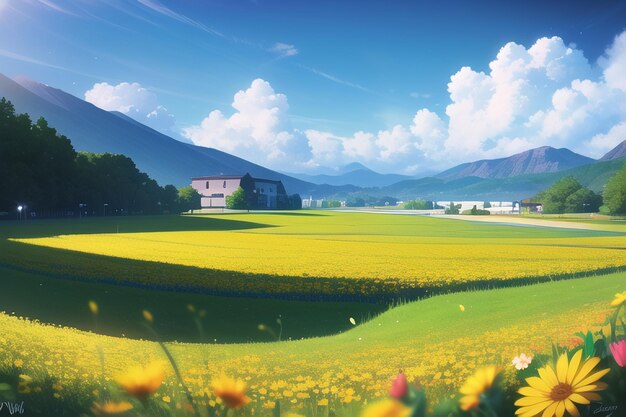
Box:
253, 180, 279, 209
191, 178, 242, 208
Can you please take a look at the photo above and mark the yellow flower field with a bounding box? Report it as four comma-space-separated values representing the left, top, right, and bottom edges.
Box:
10, 212, 626, 296
0, 271, 621, 414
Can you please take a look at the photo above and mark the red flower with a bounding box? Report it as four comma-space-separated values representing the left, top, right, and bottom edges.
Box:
389, 371, 408, 399
610, 339, 626, 367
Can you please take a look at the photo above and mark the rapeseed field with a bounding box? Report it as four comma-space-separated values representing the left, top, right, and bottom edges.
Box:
10, 212, 626, 297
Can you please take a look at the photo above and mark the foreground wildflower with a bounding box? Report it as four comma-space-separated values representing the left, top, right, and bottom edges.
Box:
91, 401, 133, 416
512, 353, 533, 370
515, 350, 609, 417
360, 399, 410, 417
88, 300, 99, 315
389, 371, 408, 399
116, 362, 164, 400
142, 310, 154, 323
459, 365, 500, 411
610, 291, 626, 307
211, 374, 250, 409
610, 340, 626, 367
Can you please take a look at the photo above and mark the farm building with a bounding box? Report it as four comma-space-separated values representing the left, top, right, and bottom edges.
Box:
191, 173, 288, 209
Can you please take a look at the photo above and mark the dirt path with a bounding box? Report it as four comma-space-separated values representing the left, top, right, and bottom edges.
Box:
434, 214, 620, 231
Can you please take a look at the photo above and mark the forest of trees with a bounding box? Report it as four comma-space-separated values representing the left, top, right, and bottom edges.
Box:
0, 98, 201, 218
536, 176, 602, 214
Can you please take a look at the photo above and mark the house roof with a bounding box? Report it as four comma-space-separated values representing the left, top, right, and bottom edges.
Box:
191, 175, 244, 181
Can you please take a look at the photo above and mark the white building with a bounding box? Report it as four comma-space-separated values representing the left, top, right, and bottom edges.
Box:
191, 173, 287, 209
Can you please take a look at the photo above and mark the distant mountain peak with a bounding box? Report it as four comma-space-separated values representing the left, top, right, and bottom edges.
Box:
435, 146, 594, 180
600, 140, 626, 161
340, 162, 371, 173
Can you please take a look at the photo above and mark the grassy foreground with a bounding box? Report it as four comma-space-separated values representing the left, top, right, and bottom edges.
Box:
5, 211, 626, 299
1, 271, 625, 415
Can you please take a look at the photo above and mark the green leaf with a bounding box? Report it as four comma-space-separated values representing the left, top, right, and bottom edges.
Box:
583, 330, 595, 359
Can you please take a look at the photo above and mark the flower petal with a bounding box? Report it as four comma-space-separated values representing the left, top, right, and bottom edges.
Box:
519, 386, 549, 398
566, 350, 582, 385
541, 401, 558, 417
564, 399, 580, 417
538, 366, 559, 387
573, 368, 610, 389
516, 400, 553, 417
571, 357, 600, 386
556, 354, 568, 383
555, 401, 565, 417
515, 396, 554, 407
568, 393, 590, 405
526, 377, 551, 393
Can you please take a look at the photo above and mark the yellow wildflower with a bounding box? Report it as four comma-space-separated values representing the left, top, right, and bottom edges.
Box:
116, 362, 164, 399
360, 399, 410, 417
211, 374, 250, 409
459, 366, 500, 411
515, 351, 609, 417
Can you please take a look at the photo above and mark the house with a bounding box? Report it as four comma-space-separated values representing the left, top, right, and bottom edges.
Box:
520, 198, 543, 213
191, 173, 288, 209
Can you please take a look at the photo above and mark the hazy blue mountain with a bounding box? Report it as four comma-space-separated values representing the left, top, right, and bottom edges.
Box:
600, 140, 626, 161
0, 73, 356, 197
436, 146, 594, 180
357, 156, 626, 201
287, 163, 413, 187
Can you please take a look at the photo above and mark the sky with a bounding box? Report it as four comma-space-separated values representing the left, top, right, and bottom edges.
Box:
1, 0, 626, 175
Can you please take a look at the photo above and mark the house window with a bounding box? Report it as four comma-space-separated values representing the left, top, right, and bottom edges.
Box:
223, 181, 226, 188
206, 181, 209, 189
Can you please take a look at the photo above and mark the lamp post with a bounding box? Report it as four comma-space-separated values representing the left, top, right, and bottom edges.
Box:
103, 203, 109, 217
79, 203, 86, 219
17, 205, 22, 220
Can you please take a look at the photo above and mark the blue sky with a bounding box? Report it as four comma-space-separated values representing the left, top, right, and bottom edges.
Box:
1, 0, 626, 174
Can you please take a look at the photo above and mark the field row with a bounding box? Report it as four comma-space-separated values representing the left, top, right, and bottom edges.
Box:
1, 271, 623, 414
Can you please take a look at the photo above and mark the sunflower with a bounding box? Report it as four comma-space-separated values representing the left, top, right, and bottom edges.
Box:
211, 374, 250, 408
459, 365, 500, 411
515, 350, 609, 417
359, 398, 411, 417
610, 291, 626, 307
116, 362, 164, 399
91, 401, 133, 416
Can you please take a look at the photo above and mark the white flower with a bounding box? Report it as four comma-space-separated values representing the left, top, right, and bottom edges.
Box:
512, 353, 532, 370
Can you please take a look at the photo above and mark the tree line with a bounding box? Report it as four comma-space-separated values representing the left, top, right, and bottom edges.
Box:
535, 169, 626, 215
0, 98, 200, 218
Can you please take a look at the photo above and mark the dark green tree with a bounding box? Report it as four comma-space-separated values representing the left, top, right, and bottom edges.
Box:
538, 176, 601, 214
178, 186, 202, 213
226, 187, 248, 210
564, 188, 602, 213
404, 199, 433, 210
602, 164, 626, 214
445, 202, 460, 214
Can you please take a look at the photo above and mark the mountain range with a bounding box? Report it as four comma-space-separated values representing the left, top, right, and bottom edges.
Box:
1, 72, 624, 201
0, 73, 357, 197
285, 163, 414, 187
435, 146, 595, 180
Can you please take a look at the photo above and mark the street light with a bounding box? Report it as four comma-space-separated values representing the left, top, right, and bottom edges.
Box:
103, 203, 109, 217
17, 205, 23, 220
79, 203, 86, 219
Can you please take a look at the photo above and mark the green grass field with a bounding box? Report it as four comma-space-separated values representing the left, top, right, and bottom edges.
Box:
1, 212, 626, 416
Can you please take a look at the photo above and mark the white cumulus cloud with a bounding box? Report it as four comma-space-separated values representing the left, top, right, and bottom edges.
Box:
183, 31, 626, 174
182, 79, 312, 171
85, 82, 175, 133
